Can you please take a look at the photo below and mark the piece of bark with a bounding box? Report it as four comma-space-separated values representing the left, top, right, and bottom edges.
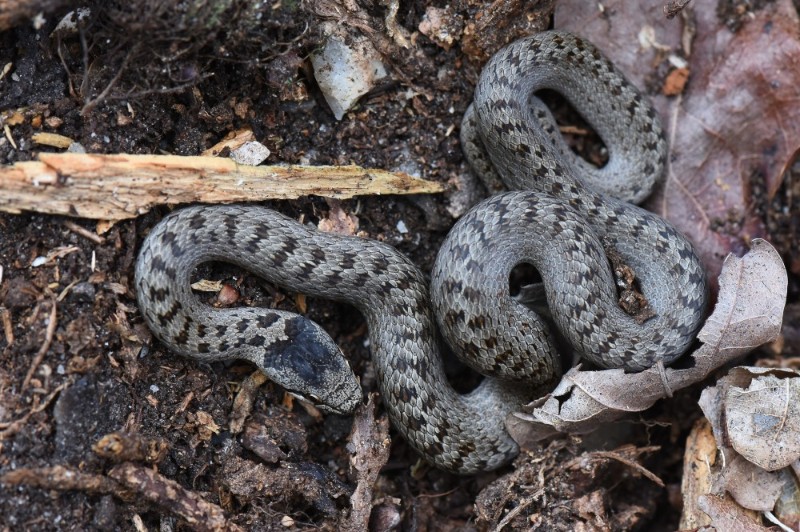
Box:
679, 418, 717, 529
342, 394, 391, 532
92, 431, 169, 464
0, 153, 445, 220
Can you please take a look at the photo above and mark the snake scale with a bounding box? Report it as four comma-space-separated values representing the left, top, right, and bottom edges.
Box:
135, 31, 708, 474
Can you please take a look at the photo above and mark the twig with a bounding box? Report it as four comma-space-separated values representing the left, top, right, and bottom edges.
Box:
108, 463, 242, 532
80, 47, 133, 115
63, 220, 106, 245
342, 394, 391, 532
21, 298, 57, 390
0, 382, 68, 439
581, 449, 665, 487
0, 465, 134, 501
0, 306, 13, 345
493, 487, 545, 532
0, 153, 445, 220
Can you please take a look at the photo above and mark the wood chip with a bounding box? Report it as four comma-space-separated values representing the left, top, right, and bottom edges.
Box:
31, 132, 74, 148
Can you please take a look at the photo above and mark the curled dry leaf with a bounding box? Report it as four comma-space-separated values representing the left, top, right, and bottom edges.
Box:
697, 366, 800, 517
507, 239, 787, 447
709, 367, 800, 472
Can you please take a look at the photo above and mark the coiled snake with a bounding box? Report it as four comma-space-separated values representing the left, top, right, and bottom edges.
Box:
135, 31, 708, 474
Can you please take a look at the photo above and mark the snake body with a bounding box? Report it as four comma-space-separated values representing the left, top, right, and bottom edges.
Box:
135, 31, 708, 474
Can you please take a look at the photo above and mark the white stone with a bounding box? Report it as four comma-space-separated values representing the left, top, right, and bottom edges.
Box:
311, 36, 387, 120
230, 141, 271, 166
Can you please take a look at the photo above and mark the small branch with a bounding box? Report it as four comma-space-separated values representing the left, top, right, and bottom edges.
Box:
570, 447, 666, 488
0, 153, 445, 220
108, 463, 242, 532
63, 220, 106, 244
342, 393, 391, 532
22, 298, 57, 390
0, 306, 13, 345
0, 465, 134, 501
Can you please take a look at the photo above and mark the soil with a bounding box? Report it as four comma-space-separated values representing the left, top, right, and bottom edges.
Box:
0, 1, 796, 531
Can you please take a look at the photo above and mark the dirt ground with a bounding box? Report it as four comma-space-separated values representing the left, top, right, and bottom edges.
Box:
0, 1, 797, 531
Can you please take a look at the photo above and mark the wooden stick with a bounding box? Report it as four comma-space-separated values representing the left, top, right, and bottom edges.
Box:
0, 153, 445, 220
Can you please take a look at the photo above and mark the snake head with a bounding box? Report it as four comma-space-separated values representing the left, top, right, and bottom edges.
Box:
261, 316, 361, 416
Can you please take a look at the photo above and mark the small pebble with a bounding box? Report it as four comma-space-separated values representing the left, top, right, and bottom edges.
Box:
69, 281, 96, 303
311, 32, 387, 120
230, 141, 271, 166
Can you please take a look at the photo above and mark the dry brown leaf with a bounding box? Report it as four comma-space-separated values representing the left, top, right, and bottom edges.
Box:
697, 367, 800, 517
715, 453, 787, 512
555, 0, 800, 289
507, 239, 787, 446
318, 199, 360, 236
697, 494, 770, 532
725, 368, 800, 471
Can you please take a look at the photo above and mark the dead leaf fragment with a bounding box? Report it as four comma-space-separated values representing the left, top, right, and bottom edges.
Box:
508, 239, 787, 446
200, 128, 256, 157
725, 368, 800, 471
318, 200, 359, 235
697, 494, 769, 532
716, 453, 787, 512
697, 367, 800, 515
662, 67, 689, 96
185, 410, 220, 442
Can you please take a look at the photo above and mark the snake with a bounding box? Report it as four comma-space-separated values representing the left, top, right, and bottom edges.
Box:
134, 31, 708, 474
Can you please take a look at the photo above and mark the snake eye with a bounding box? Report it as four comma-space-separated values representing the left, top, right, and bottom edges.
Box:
287, 391, 323, 408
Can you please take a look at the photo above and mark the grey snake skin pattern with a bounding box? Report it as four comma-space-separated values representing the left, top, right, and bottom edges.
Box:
135, 31, 708, 474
